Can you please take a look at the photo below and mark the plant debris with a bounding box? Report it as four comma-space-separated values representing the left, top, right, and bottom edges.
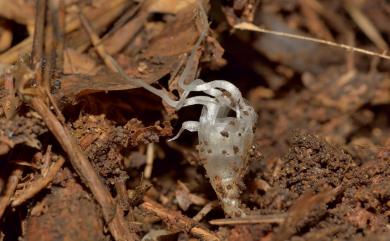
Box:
0, 0, 389, 240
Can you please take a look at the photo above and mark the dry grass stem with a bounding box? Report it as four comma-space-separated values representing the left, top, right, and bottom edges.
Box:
234, 22, 390, 60
142, 199, 221, 241
0, 167, 23, 219
11, 156, 65, 207
209, 214, 287, 225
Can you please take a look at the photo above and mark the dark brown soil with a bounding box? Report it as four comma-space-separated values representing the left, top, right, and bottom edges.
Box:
0, 0, 389, 241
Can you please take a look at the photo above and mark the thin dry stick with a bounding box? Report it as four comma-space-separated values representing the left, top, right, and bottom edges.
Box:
31, 0, 47, 87
0, 38, 33, 64
40, 0, 65, 122
144, 143, 154, 179
105, 1, 140, 37
114, 180, 128, 207
234, 22, 390, 60
344, 1, 388, 51
78, 11, 117, 72
0, 168, 23, 219
209, 214, 287, 225
103, 1, 150, 55
11, 156, 65, 207
193, 200, 219, 222
41, 145, 53, 176
0, 0, 127, 64
43, 0, 54, 92
26, 2, 137, 239
31, 0, 47, 68
141, 200, 220, 241
298, 0, 334, 41
52, 0, 65, 73
44, 0, 66, 123
29, 97, 138, 241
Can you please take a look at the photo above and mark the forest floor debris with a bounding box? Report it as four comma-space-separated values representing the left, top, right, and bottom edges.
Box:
0, 0, 389, 240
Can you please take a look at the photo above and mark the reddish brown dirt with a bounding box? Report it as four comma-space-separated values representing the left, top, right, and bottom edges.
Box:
0, 1, 389, 241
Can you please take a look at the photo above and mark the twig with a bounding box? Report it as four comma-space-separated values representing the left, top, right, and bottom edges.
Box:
0, 0, 128, 64
29, 97, 138, 241
43, 0, 54, 92
177, 181, 208, 207
44, 0, 66, 122
114, 180, 128, 208
0, 167, 23, 219
2, 66, 19, 118
31, 0, 47, 85
103, 0, 142, 39
302, 0, 349, 34
298, 0, 334, 41
141, 199, 220, 241
144, 143, 154, 179
209, 214, 287, 225
31, 0, 47, 70
78, 11, 117, 71
344, 1, 388, 51
11, 156, 65, 207
273, 187, 342, 241
234, 22, 390, 60
0, 38, 33, 64
193, 201, 219, 222
25, 2, 138, 239
52, 0, 65, 73
41, 145, 53, 176
102, 1, 150, 55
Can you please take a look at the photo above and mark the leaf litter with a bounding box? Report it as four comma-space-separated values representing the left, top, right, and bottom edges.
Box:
0, 0, 389, 240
